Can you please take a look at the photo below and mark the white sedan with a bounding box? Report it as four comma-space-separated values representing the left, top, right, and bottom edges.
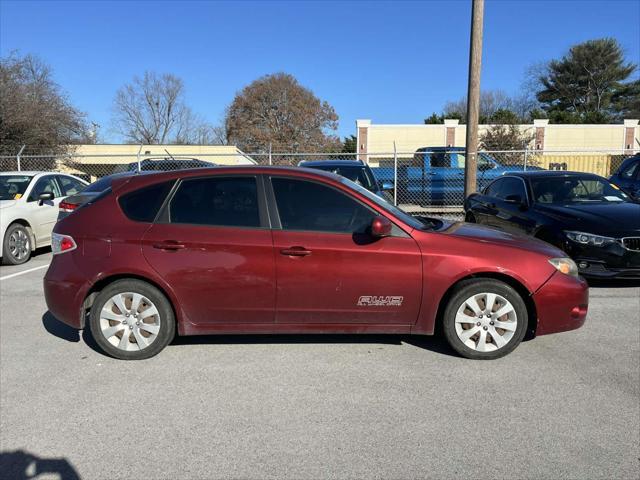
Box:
0, 171, 88, 265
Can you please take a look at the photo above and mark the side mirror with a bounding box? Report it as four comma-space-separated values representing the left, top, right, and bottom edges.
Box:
371, 216, 392, 238
38, 192, 54, 204
504, 194, 527, 208
478, 163, 494, 172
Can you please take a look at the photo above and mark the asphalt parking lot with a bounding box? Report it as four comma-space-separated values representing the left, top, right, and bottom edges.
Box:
1, 251, 639, 480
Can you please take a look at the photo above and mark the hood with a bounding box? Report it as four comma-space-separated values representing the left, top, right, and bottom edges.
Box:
0, 200, 17, 209
535, 202, 640, 236
441, 222, 563, 257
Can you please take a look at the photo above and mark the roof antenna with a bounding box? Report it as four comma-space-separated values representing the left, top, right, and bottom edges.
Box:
164, 149, 176, 161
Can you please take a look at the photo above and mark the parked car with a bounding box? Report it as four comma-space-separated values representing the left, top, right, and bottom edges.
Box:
123, 157, 216, 172
0, 172, 88, 265
57, 171, 157, 221
44, 166, 588, 360
371, 147, 541, 205
609, 154, 640, 199
298, 159, 393, 199
464, 171, 640, 279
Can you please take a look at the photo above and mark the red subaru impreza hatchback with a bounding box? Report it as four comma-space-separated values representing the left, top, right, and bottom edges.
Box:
44, 167, 588, 360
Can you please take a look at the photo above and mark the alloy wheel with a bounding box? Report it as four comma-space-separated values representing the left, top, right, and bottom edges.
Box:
454, 292, 517, 352
99, 292, 161, 351
8, 229, 30, 261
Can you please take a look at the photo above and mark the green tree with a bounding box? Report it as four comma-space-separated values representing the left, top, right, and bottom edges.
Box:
536, 38, 637, 123
611, 79, 640, 120
342, 135, 357, 153
423, 113, 444, 124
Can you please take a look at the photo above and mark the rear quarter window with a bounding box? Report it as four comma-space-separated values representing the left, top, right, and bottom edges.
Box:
119, 181, 174, 222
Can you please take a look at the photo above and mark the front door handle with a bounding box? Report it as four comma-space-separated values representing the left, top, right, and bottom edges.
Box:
153, 241, 185, 251
280, 246, 312, 257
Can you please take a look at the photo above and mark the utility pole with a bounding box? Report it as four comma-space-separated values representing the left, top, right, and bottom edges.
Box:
464, 0, 485, 197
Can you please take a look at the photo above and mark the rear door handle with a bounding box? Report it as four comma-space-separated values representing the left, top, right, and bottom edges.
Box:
280, 246, 312, 257
153, 241, 185, 251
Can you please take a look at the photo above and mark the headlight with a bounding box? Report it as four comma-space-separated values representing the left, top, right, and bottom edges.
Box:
548, 257, 579, 277
565, 231, 615, 247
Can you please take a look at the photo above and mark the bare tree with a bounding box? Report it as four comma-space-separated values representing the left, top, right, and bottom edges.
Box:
0, 52, 89, 155
442, 89, 535, 123
225, 72, 340, 153
112, 71, 212, 144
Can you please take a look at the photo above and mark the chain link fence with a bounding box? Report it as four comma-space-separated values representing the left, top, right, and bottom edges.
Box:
1, 148, 636, 221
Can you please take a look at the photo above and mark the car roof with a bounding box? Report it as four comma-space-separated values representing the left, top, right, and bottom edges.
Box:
0, 171, 44, 176
122, 165, 344, 187
415, 147, 464, 152
506, 170, 605, 180
298, 160, 364, 167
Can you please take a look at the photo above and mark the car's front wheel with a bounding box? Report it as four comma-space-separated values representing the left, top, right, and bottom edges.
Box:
89, 279, 175, 360
2, 223, 32, 265
442, 279, 528, 359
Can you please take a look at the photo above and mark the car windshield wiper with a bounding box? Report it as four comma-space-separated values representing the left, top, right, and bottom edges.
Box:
412, 215, 441, 230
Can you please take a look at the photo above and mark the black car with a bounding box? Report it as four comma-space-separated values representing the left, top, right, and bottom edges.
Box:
125, 157, 216, 172
610, 154, 640, 199
464, 171, 640, 279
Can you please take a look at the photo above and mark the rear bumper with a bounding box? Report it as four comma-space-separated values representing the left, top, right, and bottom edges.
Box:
533, 272, 589, 336
43, 253, 90, 329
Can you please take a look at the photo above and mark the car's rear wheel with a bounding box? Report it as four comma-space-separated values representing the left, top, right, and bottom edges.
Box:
89, 279, 175, 360
2, 223, 32, 265
465, 212, 476, 223
442, 279, 527, 359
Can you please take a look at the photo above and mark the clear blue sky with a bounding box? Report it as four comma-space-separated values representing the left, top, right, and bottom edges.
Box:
1, 0, 639, 141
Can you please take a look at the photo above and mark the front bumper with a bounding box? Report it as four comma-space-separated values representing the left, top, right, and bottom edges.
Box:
563, 239, 640, 279
533, 271, 589, 336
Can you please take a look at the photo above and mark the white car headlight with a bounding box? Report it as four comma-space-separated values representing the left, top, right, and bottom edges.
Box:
548, 257, 579, 277
565, 231, 615, 247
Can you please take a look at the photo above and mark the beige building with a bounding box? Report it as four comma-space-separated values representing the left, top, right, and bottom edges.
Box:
356, 119, 640, 159
59, 144, 254, 177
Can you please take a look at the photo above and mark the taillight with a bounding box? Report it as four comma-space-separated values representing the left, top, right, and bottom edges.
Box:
52, 233, 77, 255
59, 200, 78, 213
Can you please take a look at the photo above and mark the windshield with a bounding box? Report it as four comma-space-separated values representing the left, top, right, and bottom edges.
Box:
337, 176, 433, 230
0, 175, 33, 200
308, 165, 376, 192
531, 176, 630, 204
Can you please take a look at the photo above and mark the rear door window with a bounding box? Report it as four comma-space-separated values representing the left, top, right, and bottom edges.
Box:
58, 176, 86, 195
169, 177, 260, 228
119, 181, 174, 222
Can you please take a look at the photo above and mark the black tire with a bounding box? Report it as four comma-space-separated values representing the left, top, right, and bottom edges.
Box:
89, 279, 175, 360
2, 223, 32, 265
465, 212, 476, 223
442, 279, 528, 360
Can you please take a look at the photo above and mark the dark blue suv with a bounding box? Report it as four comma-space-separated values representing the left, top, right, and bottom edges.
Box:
610, 154, 640, 199
298, 160, 392, 199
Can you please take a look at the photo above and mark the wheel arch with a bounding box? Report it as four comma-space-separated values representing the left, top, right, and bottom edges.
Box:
81, 273, 179, 331
434, 272, 538, 338
2, 218, 36, 254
